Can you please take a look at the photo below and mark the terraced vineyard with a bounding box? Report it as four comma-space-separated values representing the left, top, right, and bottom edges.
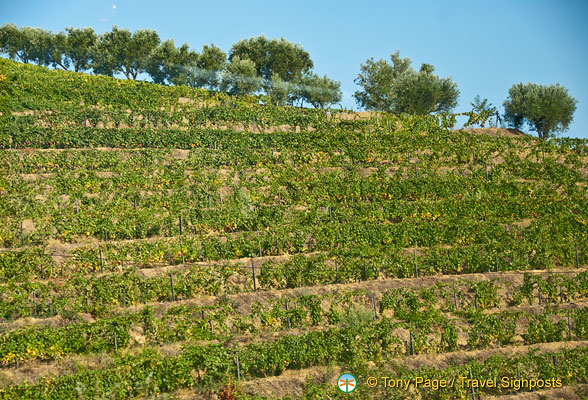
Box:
1, 58, 588, 399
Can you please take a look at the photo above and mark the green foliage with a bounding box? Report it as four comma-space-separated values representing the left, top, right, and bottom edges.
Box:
295, 72, 342, 109
0, 58, 587, 399
354, 50, 459, 114
468, 95, 497, 127
227, 35, 342, 105
146, 39, 198, 86
0, 23, 45, 64
189, 43, 226, 90
353, 56, 399, 111
504, 82, 577, 139
391, 67, 459, 114
61, 27, 97, 72
0, 73, 10, 147
468, 312, 517, 348
524, 312, 567, 344
265, 72, 291, 106
220, 56, 263, 96
229, 35, 313, 82
91, 26, 160, 80
42, 27, 98, 73
471, 280, 499, 309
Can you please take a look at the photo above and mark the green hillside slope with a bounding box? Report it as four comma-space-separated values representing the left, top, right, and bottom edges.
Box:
0, 59, 587, 400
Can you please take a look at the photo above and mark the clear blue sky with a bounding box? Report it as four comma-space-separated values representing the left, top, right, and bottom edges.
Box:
3, 0, 588, 138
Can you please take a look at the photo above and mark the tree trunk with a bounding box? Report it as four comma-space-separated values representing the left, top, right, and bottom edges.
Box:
534, 123, 548, 140
55, 62, 68, 71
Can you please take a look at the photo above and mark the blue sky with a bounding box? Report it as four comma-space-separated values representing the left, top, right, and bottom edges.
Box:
3, 0, 588, 138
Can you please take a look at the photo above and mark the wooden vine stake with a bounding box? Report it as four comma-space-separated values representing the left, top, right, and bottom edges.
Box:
409, 331, 414, 355
235, 355, 241, 380
99, 247, 104, 273
567, 310, 572, 341
363, 261, 367, 280
285, 264, 290, 288
538, 287, 542, 305
113, 323, 118, 352
370, 293, 377, 320
413, 242, 419, 278
468, 369, 476, 400
169, 273, 175, 301
180, 238, 185, 265
453, 284, 459, 309
251, 259, 257, 291
285, 302, 291, 328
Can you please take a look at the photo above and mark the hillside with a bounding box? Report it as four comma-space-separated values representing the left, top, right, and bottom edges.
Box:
0, 58, 588, 399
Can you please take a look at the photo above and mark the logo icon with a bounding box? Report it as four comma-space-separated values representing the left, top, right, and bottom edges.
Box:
337, 373, 357, 393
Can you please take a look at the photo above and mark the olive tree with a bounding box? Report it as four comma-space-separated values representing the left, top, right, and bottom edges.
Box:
188, 44, 226, 90
503, 83, 577, 139
220, 56, 262, 96
295, 73, 342, 109
354, 51, 459, 114
92, 26, 160, 80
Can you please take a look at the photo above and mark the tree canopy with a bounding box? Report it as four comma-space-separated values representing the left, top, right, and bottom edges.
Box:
503, 83, 577, 139
295, 73, 342, 109
146, 39, 198, 86
354, 51, 459, 114
228, 36, 313, 83
62, 27, 98, 72
0, 24, 362, 111
188, 44, 226, 90
220, 56, 262, 96
91, 26, 160, 80
0, 24, 52, 65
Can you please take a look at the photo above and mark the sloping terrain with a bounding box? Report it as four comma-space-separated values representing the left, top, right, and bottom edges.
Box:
0, 58, 587, 399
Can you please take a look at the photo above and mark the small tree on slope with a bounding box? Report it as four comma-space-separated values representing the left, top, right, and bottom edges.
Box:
503, 83, 577, 139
